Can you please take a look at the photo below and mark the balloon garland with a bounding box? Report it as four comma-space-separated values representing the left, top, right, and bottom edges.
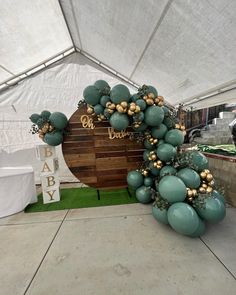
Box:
30, 80, 226, 237
29, 111, 68, 146
82, 80, 226, 237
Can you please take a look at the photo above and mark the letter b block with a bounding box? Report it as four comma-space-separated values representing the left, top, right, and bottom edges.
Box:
37, 144, 56, 161
41, 173, 60, 190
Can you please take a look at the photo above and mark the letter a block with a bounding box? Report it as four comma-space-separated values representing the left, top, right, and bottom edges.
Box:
42, 187, 60, 204
37, 144, 56, 161
40, 158, 59, 175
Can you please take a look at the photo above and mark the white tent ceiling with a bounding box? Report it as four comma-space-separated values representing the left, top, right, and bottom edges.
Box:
0, 0, 236, 107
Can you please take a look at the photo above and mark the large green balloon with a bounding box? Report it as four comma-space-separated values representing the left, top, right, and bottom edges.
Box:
196, 197, 226, 223
190, 151, 209, 172
165, 129, 184, 146
94, 104, 104, 115
136, 186, 152, 203
188, 219, 206, 237
110, 84, 130, 104
30, 113, 41, 124
44, 131, 63, 146
127, 170, 143, 189
144, 106, 164, 127
156, 143, 177, 162
212, 190, 226, 205
158, 176, 187, 203
151, 124, 168, 139
177, 168, 201, 189
83, 85, 101, 106
160, 165, 177, 178
167, 202, 200, 235
136, 99, 147, 111
109, 112, 129, 131
94, 80, 110, 94
144, 177, 153, 187
100, 95, 110, 107
152, 206, 169, 225
49, 112, 68, 130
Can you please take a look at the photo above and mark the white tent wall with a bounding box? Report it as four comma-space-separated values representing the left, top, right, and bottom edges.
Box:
0, 52, 136, 183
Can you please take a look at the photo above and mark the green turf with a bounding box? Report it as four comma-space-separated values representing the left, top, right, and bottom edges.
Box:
25, 187, 138, 213
197, 144, 236, 156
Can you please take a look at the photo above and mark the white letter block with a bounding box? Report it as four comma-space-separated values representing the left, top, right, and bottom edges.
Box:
42, 187, 60, 204
37, 144, 56, 161
40, 158, 59, 175
41, 172, 60, 190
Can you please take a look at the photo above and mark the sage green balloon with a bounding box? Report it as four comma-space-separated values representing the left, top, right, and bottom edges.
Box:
132, 122, 148, 132
144, 177, 153, 187
156, 143, 177, 162
94, 80, 110, 94
30, 113, 41, 124
160, 165, 177, 178
163, 117, 175, 129
148, 162, 160, 176
131, 94, 139, 102
145, 85, 158, 97
49, 112, 68, 130
41, 110, 51, 120
100, 95, 110, 107
151, 124, 168, 139
190, 151, 209, 172
110, 84, 130, 104
109, 112, 129, 131
152, 206, 169, 225
196, 197, 226, 223
94, 104, 104, 115
162, 106, 170, 115
212, 190, 226, 205
127, 170, 143, 189
133, 111, 144, 122
144, 106, 164, 127
136, 99, 147, 111
143, 150, 150, 161
144, 139, 154, 150
136, 186, 152, 203
167, 202, 200, 235
177, 168, 201, 189
157, 139, 165, 146
165, 129, 185, 146
188, 218, 206, 237
158, 176, 187, 203
44, 131, 63, 146
83, 85, 101, 106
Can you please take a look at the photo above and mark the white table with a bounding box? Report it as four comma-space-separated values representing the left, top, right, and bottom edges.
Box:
0, 166, 37, 218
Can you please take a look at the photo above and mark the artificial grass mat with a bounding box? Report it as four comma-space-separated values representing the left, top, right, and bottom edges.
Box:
25, 187, 138, 213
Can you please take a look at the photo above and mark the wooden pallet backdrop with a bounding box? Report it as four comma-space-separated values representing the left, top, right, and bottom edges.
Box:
62, 104, 144, 189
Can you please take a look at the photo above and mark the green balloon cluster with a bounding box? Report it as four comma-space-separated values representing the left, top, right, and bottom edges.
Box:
81, 81, 226, 237
30, 110, 68, 146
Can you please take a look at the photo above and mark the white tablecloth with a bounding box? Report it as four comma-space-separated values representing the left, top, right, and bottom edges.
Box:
0, 166, 37, 218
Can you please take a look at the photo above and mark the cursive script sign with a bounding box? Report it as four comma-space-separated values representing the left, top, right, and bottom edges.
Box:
108, 127, 133, 140
80, 115, 95, 129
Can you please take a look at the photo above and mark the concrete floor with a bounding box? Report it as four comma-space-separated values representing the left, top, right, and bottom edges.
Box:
0, 204, 235, 295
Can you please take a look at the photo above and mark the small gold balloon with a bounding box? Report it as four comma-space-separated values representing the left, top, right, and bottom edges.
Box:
180, 125, 186, 131
117, 106, 124, 113
107, 109, 114, 114
87, 107, 94, 114
106, 102, 111, 108
143, 170, 148, 177
128, 110, 134, 116
206, 174, 213, 181
158, 95, 164, 101
158, 102, 164, 107
192, 189, 197, 196
120, 101, 128, 108
153, 139, 158, 144
206, 186, 213, 193
135, 106, 141, 113
204, 169, 210, 174
202, 183, 208, 189
187, 190, 193, 197
153, 162, 157, 167
157, 160, 162, 165
156, 165, 162, 169
143, 95, 147, 100
200, 172, 207, 179
151, 154, 157, 160
148, 93, 155, 99
188, 197, 193, 202
199, 187, 206, 194
146, 98, 154, 105
175, 124, 180, 129
109, 103, 116, 110
154, 98, 160, 104
129, 105, 136, 111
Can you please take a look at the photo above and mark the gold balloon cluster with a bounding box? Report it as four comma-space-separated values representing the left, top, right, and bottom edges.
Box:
198, 169, 214, 194
148, 151, 163, 169
105, 102, 116, 114
143, 94, 164, 107
186, 188, 198, 202
38, 122, 54, 139
141, 168, 149, 177
145, 133, 158, 145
